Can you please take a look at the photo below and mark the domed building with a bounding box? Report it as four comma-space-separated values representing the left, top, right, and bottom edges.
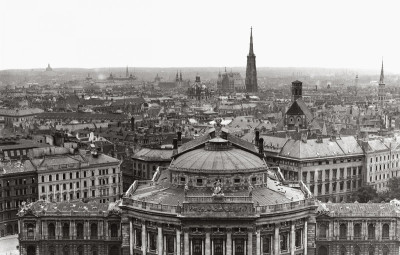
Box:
187, 75, 212, 101
120, 122, 317, 255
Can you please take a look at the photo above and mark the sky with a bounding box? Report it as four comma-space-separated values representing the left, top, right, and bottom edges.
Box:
0, 0, 399, 72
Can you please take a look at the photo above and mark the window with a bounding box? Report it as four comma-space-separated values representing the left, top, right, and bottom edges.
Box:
70, 173, 73, 179
262, 235, 271, 254
369, 246, 375, 255
62, 223, 70, 238
319, 223, 327, 238
149, 232, 157, 251
340, 246, 346, 255
91, 224, 98, 238
49, 185, 53, 192
41, 176, 45, 182
368, 224, 375, 240
280, 233, 288, 251
193, 238, 203, 255
111, 224, 118, 237
339, 223, 347, 239
56, 174, 59, 181
213, 238, 223, 255
27, 224, 35, 238
354, 246, 361, 255
92, 190, 95, 197
382, 224, 389, 239
354, 223, 361, 239
295, 229, 302, 248
48, 223, 55, 239
49, 175, 52, 182
42, 186, 45, 193
76, 173, 79, 178
180, 177, 186, 183
84, 181, 87, 188
76, 223, 84, 239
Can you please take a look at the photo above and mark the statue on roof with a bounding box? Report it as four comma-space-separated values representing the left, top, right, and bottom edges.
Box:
213, 180, 224, 196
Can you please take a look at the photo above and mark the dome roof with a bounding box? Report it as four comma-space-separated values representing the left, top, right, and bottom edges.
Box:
170, 147, 266, 173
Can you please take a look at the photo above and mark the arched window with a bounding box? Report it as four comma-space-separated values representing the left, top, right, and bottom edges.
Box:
77, 245, 84, 255
166, 235, 175, 254
27, 224, 34, 238
62, 223, 70, 239
63, 246, 69, 255
7, 224, 14, 236
368, 224, 375, 240
135, 228, 142, 247
339, 223, 347, 239
27, 246, 36, 255
48, 223, 55, 239
262, 236, 271, 254
340, 245, 346, 255
383, 245, 389, 255
295, 229, 302, 248
91, 223, 98, 239
280, 233, 288, 252
318, 246, 328, 255
319, 223, 327, 238
382, 224, 389, 239
76, 223, 84, 239
369, 245, 375, 255
109, 245, 119, 255
111, 224, 118, 237
354, 223, 361, 239
354, 245, 361, 255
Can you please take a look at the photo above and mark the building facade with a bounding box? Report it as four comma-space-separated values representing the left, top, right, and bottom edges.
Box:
120, 125, 318, 255
316, 202, 399, 255
31, 147, 122, 204
18, 200, 122, 255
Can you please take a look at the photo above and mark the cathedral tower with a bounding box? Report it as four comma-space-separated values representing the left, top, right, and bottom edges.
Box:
245, 27, 258, 93
378, 60, 385, 106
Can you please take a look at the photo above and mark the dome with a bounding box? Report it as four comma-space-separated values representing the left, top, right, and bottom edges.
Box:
170, 147, 266, 173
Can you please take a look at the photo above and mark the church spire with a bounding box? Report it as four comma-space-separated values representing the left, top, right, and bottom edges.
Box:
379, 58, 384, 84
126, 66, 129, 77
249, 27, 254, 56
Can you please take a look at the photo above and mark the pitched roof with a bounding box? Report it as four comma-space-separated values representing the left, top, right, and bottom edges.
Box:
286, 99, 313, 120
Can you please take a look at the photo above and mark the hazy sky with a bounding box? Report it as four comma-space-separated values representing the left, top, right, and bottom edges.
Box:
0, 0, 399, 72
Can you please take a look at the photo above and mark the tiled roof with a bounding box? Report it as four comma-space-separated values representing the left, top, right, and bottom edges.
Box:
0, 160, 36, 175
170, 147, 266, 172
319, 202, 400, 216
133, 148, 174, 162
38, 112, 128, 121
286, 99, 313, 120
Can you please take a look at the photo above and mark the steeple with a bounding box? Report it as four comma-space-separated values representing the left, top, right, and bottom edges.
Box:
245, 27, 258, 93
126, 66, 129, 77
176, 71, 179, 82
249, 26, 254, 56
379, 58, 384, 84
180, 71, 182, 81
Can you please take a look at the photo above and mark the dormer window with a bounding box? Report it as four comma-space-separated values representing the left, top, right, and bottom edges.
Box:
196, 179, 203, 186
234, 178, 241, 184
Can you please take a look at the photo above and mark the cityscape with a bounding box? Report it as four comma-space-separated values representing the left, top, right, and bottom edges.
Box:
2, 1, 400, 255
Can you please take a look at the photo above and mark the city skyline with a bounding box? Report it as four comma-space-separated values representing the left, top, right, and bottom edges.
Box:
1, 0, 400, 72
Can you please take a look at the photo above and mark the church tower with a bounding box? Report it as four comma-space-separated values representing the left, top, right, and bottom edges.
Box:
378, 60, 385, 106
291, 80, 303, 102
126, 66, 129, 77
245, 27, 258, 93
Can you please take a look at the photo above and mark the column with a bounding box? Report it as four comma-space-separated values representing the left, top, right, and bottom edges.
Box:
158, 226, 163, 255
142, 223, 147, 255
290, 223, 295, 255
226, 230, 232, 255
328, 221, 333, 241
205, 232, 211, 255
184, 231, 189, 255
362, 221, 367, 240
247, 232, 252, 255
256, 230, 261, 255
304, 221, 308, 255
130, 220, 133, 255
274, 225, 279, 255
85, 221, 89, 239
176, 229, 181, 255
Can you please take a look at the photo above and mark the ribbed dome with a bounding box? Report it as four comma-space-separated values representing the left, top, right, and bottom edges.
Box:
170, 147, 266, 173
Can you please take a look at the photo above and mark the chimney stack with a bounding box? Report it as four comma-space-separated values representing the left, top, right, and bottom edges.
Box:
177, 131, 182, 142
173, 138, 178, 150
255, 130, 260, 146
131, 117, 135, 131
258, 138, 264, 155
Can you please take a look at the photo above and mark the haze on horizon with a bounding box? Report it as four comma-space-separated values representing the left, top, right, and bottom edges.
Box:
0, 0, 399, 73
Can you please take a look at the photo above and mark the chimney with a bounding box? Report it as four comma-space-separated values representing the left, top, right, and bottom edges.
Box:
173, 138, 178, 150
258, 138, 264, 155
177, 131, 182, 143
131, 117, 135, 131
255, 130, 260, 146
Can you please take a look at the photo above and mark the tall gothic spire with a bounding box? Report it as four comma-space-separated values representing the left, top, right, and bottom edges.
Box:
126, 66, 129, 77
249, 26, 254, 56
379, 58, 384, 84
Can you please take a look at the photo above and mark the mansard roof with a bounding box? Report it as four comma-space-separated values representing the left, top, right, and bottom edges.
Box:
286, 99, 313, 120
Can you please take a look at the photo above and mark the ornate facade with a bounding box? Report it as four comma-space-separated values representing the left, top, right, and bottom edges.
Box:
316, 202, 400, 255
187, 75, 212, 101
18, 200, 122, 255
120, 124, 318, 255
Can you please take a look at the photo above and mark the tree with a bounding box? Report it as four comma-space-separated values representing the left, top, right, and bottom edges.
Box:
351, 186, 379, 203
387, 177, 400, 199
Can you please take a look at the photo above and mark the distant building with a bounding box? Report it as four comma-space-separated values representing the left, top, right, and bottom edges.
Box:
187, 75, 212, 101
0, 108, 44, 128
378, 60, 386, 106
45, 63, 52, 71
132, 147, 173, 180
18, 200, 122, 255
245, 27, 258, 93
217, 69, 245, 92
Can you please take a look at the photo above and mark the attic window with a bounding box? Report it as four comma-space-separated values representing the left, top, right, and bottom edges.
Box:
234, 178, 241, 184
181, 177, 186, 183
196, 179, 203, 186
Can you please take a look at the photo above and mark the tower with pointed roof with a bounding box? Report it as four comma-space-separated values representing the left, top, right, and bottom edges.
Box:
245, 27, 258, 93
126, 66, 129, 77
378, 60, 385, 106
